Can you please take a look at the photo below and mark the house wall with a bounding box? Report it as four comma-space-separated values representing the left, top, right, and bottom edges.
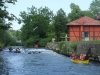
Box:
69, 25, 100, 41
69, 26, 81, 41
93, 26, 100, 40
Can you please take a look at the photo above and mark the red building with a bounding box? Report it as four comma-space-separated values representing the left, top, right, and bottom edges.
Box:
66, 16, 100, 41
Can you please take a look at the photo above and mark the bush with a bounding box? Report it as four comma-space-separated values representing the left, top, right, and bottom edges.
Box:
0, 42, 4, 47
38, 38, 51, 47
70, 43, 77, 52
58, 41, 65, 50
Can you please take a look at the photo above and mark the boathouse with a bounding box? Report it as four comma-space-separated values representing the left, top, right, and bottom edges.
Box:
66, 16, 100, 41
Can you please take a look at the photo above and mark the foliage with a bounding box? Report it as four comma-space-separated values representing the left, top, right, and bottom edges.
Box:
0, 29, 16, 46
70, 40, 100, 44
38, 38, 51, 47
89, 0, 100, 18
68, 3, 93, 22
0, 0, 17, 46
58, 41, 70, 54
0, 42, 4, 47
58, 41, 65, 50
8, 30, 17, 40
61, 45, 67, 53
16, 30, 21, 40
15, 2, 99, 47
0, 0, 17, 30
54, 8, 67, 41
19, 6, 53, 47
78, 10, 93, 18
7, 29, 21, 46
70, 43, 77, 52
47, 23, 55, 38
68, 3, 81, 22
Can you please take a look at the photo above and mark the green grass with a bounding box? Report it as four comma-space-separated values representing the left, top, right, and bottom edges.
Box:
65, 40, 100, 44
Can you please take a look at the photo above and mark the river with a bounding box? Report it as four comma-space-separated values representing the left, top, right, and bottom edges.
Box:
0, 46, 100, 75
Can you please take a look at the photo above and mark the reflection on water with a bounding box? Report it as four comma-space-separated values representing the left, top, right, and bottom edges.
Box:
0, 47, 100, 75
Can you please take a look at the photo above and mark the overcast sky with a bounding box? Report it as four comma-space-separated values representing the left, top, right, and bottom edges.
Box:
7, 0, 93, 30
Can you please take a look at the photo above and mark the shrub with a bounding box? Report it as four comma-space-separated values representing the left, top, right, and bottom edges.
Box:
70, 43, 77, 52
38, 38, 51, 47
0, 42, 4, 47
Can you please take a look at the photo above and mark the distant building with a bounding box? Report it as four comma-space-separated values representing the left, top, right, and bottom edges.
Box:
52, 38, 55, 42
96, 15, 100, 20
66, 16, 100, 41
16, 40, 21, 43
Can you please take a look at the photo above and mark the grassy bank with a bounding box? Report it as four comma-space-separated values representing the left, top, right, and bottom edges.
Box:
50, 40, 100, 56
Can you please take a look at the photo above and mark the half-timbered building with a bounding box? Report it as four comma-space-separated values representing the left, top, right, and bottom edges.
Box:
66, 16, 100, 41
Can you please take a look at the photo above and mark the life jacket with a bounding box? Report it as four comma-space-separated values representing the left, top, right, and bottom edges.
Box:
80, 54, 84, 60
71, 53, 75, 57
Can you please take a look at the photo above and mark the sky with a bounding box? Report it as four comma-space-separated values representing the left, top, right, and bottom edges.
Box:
7, 0, 93, 30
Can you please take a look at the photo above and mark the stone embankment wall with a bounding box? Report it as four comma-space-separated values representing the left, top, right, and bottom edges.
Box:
77, 44, 100, 56
46, 42, 100, 61
46, 42, 60, 51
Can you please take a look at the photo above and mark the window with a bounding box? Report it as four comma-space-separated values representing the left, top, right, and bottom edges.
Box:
82, 32, 89, 41
84, 32, 89, 37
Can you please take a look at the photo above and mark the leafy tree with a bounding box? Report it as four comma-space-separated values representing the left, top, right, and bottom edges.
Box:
47, 23, 55, 38
0, 29, 16, 46
68, 3, 93, 22
68, 3, 81, 22
0, 0, 17, 30
70, 3, 80, 11
89, 0, 100, 18
54, 8, 67, 41
0, 0, 17, 46
37, 7, 53, 38
16, 30, 21, 40
19, 6, 53, 47
79, 10, 93, 18
8, 29, 17, 40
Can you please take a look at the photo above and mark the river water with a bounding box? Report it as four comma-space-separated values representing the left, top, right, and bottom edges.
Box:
0, 46, 100, 75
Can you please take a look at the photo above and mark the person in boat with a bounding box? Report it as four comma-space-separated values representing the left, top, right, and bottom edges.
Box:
9, 47, 13, 52
73, 55, 80, 60
16, 48, 21, 53
84, 48, 92, 60
80, 54, 85, 60
34, 44, 38, 48
71, 52, 80, 60
71, 52, 76, 59
86, 47, 92, 57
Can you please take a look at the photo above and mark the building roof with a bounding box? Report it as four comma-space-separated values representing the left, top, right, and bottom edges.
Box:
67, 16, 100, 26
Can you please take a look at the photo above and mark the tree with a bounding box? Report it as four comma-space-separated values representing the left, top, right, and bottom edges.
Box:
89, 0, 100, 18
0, 0, 17, 30
68, 3, 93, 22
16, 30, 21, 40
79, 10, 93, 18
68, 3, 81, 22
0, 0, 17, 46
47, 23, 55, 38
0, 29, 16, 46
19, 6, 53, 47
54, 8, 67, 41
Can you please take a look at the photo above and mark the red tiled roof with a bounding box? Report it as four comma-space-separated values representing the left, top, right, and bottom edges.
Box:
67, 16, 100, 25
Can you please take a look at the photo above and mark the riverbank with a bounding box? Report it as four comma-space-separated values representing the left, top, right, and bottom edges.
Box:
46, 41, 100, 62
